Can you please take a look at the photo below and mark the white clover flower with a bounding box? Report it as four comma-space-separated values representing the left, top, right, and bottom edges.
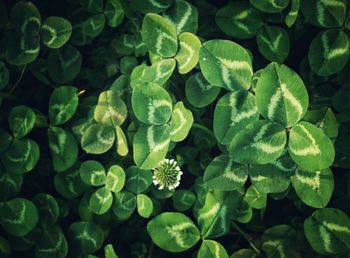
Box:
152, 158, 183, 190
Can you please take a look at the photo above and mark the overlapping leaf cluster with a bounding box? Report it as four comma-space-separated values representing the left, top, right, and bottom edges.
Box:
0, 0, 350, 257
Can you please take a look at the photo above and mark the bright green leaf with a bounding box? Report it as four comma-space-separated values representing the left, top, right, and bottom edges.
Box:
40, 16, 72, 48
199, 39, 253, 91
229, 120, 287, 164
130, 59, 176, 87
48, 86, 79, 126
81, 124, 116, 154
255, 62, 309, 127
198, 240, 229, 258
48, 126, 78, 172
137, 194, 153, 218
8, 105, 36, 138
112, 191, 137, 220
125, 166, 153, 194
204, 155, 248, 191
133, 124, 170, 169
288, 121, 335, 170
170, 101, 193, 142
106, 165, 125, 193
308, 29, 350, 76
141, 13, 178, 57
79, 160, 106, 186
185, 72, 221, 108
132, 83, 172, 125
94, 90, 127, 127
147, 212, 200, 253
175, 32, 201, 74
214, 90, 259, 145
89, 187, 113, 215
304, 208, 350, 255
291, 167, 334, 208
163, 0, 198, 34
115, 125, 129, 156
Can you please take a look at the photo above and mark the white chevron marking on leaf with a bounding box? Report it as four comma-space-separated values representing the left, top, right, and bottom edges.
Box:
165, 222, 194, 247
270, 0, 285, 8
323, 34, 349, 59
267, 89, 282, 119
2, 202, 26, 224
198, 203, 221, 220
37, 230, 63, 253
280, 83, 304, 118
177, 2, 192, 33
232, 106, 258, 125
178, 41, 195, 70
234, 9, 250, 19
253, 123, 271, 142
146, 126, 169, 152
219, 58, 252, 72
147, 99, 172, 123
213, 241, 221, 258
148, 0, 168, 8
251, 141, 284, 154
250, 175, 267, 182
170, 108, 186, 136
155, 30, 177, 54
222, 159, 246, 183
322, 221, 350, 234
41, 25, 57, 45
91, 170, 105, 185
96, 129, 114, 145
195, 74, 211, 90
155, 61, 173, 82
264, 240, 286, 258
317, 0, 345, 26
295, 170, 321, 190
6, 140, 31, 162
76, 231, 97, 247
259, 29, 282, 51
291, 124, 321, 156
319, 226, 334, 253
49, 130, 67, 154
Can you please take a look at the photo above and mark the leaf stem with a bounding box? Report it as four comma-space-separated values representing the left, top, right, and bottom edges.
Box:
191, 123, 214, 137
231, 221, 262, 255
147, 240, 154, 258
8, 64, 27, 94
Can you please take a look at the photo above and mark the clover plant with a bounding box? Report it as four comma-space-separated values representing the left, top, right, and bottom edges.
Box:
0, 0, 350, 257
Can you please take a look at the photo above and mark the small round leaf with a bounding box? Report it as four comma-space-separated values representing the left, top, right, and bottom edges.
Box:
0, 198, 39, 237
288, 121, 335, 170
147, 212, 200, 253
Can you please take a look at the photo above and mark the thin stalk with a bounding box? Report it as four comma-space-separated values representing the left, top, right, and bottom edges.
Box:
8, 64, 27, 94
231, 221, 262, 255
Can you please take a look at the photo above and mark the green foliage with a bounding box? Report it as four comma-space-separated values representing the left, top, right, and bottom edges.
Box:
147, 212, 200, 252
0, 198, 38, 237
0, 0, 349, 257
199, 39, 253, 91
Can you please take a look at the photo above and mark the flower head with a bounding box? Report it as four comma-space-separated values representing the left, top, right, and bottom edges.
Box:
152, 159, 183, 190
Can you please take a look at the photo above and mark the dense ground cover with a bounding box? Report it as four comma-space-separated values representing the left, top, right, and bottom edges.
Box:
0, 0, 350, 257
